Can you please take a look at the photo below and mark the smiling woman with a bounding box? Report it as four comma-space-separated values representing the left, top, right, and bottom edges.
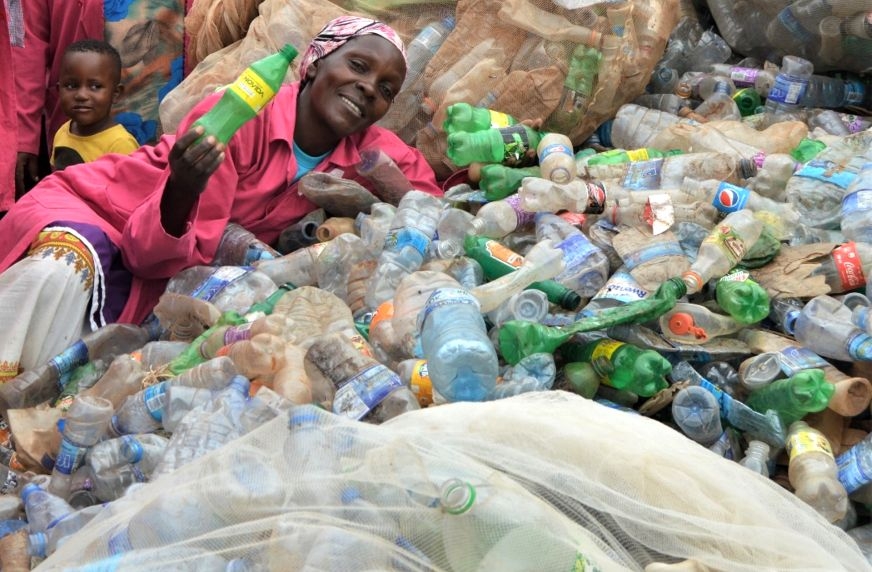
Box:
0, 16, 441, 388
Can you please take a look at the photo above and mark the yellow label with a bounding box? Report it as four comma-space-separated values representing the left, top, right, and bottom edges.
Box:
409, 359, 433, 407
347, 333, 374, 359
625, 148, 650, 162
228, 69, 276, 113
786, 429, 834, 461
488, 110, 514, 129
591, 339, 623, 363
485, 240, 524, 268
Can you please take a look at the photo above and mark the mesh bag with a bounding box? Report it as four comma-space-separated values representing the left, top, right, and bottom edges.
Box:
39, 392, 869, 571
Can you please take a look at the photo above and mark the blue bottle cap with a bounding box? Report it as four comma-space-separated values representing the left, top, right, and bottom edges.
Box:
20, 483, 42, 503
28, 532, 47, 558
288, 406, 320, 428
595, 120, 613, 148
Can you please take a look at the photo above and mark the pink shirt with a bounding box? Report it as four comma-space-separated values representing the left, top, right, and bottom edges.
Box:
0, 83, 441, 324
0, 2, 17, 210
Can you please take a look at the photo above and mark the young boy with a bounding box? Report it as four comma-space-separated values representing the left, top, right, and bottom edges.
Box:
51, 39, 138, 170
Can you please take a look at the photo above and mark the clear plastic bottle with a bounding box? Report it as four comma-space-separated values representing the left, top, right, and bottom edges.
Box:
738, 440, 771, 477
419, 287, 500, 402
432, 207, 474, 259
27, 503, 102, 558
659, 302, 745, 345
168, 356, 238, 390
365, 190, 443, 309
20, 483, 75, 533
536, 133, 576, 184
48, 395, 114, 499
709, 63, 777, 97
253, 241, 328, 288
671, 385, 723, 446
111, 382, 169, 436
694, 80, 741, 121
485, 289, 550, 328
543, 45, 601, 133
681, 209, 764, 294
381, 271, 459, 360
165, 265, 278, 315
200, 314, 291, 359
840, 148, 872, 245
79, 354, 145, 410
354, 149, 414, 206
518, 177, 607, 214
534, 213, 609, 298
211, 222, 280, 267
401, 17, 456, 94
488, 353, 556, 400
86, 434, 168, 478
609, 103, 690, 150
469, 194, 535, 239
224, 333, 286, 379
763, 56, 814, 124
680, 177, 800, 224
793, 295, 872, 362
134, 340, 189, 370
787, 420, 848, 523
802, 75, 868, 110
837, 431, 872, 494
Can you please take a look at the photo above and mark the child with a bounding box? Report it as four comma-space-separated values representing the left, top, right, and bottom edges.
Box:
51, 39, 138, 170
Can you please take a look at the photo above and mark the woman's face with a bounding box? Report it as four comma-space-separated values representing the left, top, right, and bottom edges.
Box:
303, 35, 406, 141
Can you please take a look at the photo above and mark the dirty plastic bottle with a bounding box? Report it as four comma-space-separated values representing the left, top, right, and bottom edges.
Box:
561, 339, 670, 397
746, 369, 834, 426
355, 149, 413, 206
681, 209, 764, 294
840, 149, 872, 245
739, 440, 771, 477
488, 353, 556, 400
211, 222, 280, 267
134, 341, 189, 370
111, 382, 169, 436
192, 44, 298, 144
609, 103, 692, 150
48, 395, 114, 499
477, 164, 541, 202
446, 124, 543, 167
693, 80, 741, 121
543, 45, 601, 133
671, 385, 723, 446
469, 194, 535, 239
737, 352, 783, 394
168, 356, 238, 390
365, 190, 443, 309
402, 16, 456, 93
21, 484, 75, 533
536, 133, 576, 184
812, 242, 872, 295
396, 358, 434, 408
443, 102, 516, 135
837, 431, 872, 494
787, 420, 848, 523
165, 265, 278, 316
534, 213, 609, 298
680, 177, 800, 223
762, 55, 813, 124
709, 63, 777, 97
79, 354, 146, 410
659, 302, 745, 345
432, 207, 474, 259
199, 314, 292, 360
86, 434, 168, 478
715, 269, 770, 324
518, 177, 607, 215
792, 295, 872, 362
419, 287, 499, 402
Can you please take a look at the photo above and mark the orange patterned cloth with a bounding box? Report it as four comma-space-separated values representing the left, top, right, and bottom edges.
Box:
27, 229, 96, 291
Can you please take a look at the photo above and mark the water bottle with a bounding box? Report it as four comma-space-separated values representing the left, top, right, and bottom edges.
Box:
698, 362, 743, 399
365, 190, 443, 309
443, 102, 516, 135
167, 356, 238, 390
211, 222, 280, 266
86, 434, 168, 478
658, 302, 745, 345
536, 133, 576, 184
165, 265, 278, 315
611, 226, 689, 292
485, 289, 550, 327
111, 382, 169, 436
518, 177, 607, 215
134, 340, 189, 370
28, 503, 102, 558
78, 354, 145, 410
401, 16, 456, 93
837, 430, 872, 495
446, 125, 543, 167
681, 209, 764, 294
418, 287, 499, 402
671, 385, 723, 446
745, 369, 834, 426
48, 395, 114, 499
714, 269, 770, 325
792, 295, 872, 362
787, 420, 848, 522
560, 339, 670, 397
609, 103, 691, 150
469, 194, 535, 239
253, 241, 329, 288
488, 353, 556, 400
432, 207, 474, 259
534, 213, 609, 298
693, 80, 741, 121
738, 440, 771, 477
840, 149, 872, 244
192, 43, 298, 144
802, 74, 868, 110
222, 333, 287, 379
709, 63, 777, 97
763, 55, 813, 124
737, 352, 783, 394
21, 484, 75, 533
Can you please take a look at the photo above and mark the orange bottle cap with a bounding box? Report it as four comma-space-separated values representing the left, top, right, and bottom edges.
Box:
667, 313, 708, 340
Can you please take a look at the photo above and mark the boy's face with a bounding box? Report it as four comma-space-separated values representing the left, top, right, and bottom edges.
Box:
58, 51, 122, 136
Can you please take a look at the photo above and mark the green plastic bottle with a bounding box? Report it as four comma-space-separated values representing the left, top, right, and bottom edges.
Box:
715, 269, 770, 324
192, 43, 299, 144
560, 338, 670, 397
790, 138, 827, 164
447, 125, 543, 167
543, 45, 601, 133
732, 88, 762, 117
478, 164, 541, 201
745, 369, 833, 426
463, 234, 581, 311
443, 102, 517, 135
585, 147, 682, 166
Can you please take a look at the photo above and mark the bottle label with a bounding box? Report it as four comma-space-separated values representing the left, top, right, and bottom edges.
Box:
384, 227, 430, 258
50, 340, 90, 390
832, 242, 867, 291
718, 269, 750, 283
778, 346, 829, 376
787, 428, 833, 461
144, 383, 168, 422
422, 288, 480, 324
409, 359, 433, 407
622, 158, 664, 190
729, 67, 758, 87
841, 189, 872, 217
702, 224, 747, 266
837, 446, 872, 493
584, 182, 607, 214
624, 148, 650, 162
621, 240, 684, 271
346, 333, 375, 359
768, 73, 809, 105
190, 266, 250, 302
556, 234, 599, 279
590, 340, 623, 376
224, 322, 254, 345
228, 68, 276, 114
592, 270, 649, 303
122, 435, 144, 464
484, 239, 525, 268
488, 110, 514, 129
54, 436, 88, 476
775, 8, 815, 45
505, 194, 536, 227
332, 364, 403, 420
499, 125, 535, 163
712, 182, 750, 213
841, 113, 866, 134
847, 332, 872, 359
844, 81, 866, 106
794, 160, 857, 191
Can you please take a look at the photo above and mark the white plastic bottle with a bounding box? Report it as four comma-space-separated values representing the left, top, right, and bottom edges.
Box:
536, 133, 576, 184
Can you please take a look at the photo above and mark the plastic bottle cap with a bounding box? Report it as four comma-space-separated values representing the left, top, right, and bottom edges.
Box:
681, 271, 703, 293
667, 313, 708, 340
289, 406, 320, 428
20, 483, 42, 503
28, 532, 47, 558
440, 478, 476, 515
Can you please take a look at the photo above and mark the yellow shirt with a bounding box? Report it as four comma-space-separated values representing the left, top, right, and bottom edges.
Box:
51, 121, 139, 169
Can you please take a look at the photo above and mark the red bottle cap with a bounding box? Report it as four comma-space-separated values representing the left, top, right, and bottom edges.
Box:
667, 313, 708, 340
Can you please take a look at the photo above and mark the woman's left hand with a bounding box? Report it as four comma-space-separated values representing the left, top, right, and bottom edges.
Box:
167, 126, 226, 198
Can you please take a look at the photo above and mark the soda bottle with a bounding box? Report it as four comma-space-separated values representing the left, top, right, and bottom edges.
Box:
658, 302, 745, 345
477, 164, 541, 202
469, 194, 535, 239
671, 385, 723, 446
560, 338, 670, 397
443, 102, 517, 135
395, 358, 434, 407
419, 287, 499, 402
714, 269, 770, 324
446, 125, 542, 167
732, 87, 762, 117
745, 369, 834, 426
786, 420, 848, 522
192, 43, 298, 144
680, 177, 800, 224
536, 133, 576, 184
681, 209, 764, 294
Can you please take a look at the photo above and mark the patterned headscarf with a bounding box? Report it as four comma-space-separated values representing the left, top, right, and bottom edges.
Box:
299, 16, 407, 84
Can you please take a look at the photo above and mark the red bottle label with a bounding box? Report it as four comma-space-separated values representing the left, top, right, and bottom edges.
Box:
833, 242, 867, 290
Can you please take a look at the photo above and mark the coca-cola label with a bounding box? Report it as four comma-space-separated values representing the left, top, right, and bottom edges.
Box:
833, 242, 867, 291
712, 182, 750, 213
585, 182, 607, 214
332, 364, 403, 420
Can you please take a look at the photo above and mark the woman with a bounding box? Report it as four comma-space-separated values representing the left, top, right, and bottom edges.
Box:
0, 16, 441, 381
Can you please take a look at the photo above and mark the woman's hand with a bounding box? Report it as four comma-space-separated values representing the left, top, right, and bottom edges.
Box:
161, 126, 226, 237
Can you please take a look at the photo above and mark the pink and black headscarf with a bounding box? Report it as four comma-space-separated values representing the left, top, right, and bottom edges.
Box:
299, 16, 407, 84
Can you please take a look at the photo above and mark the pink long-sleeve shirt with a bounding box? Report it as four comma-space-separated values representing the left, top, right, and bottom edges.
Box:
0, 83, 441, 324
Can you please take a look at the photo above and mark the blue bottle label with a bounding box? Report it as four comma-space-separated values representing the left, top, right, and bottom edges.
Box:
189, 266, 250, 301
845, 81, 866, 106
332, 364, 403, 420
143, 383, 168, 422
592, 270, 649, 303
50, 340, 90, 389
712, 182, 750, 213
620, 240, 684, 271
795, 160, 858, 190
837, 447, 872, 493
384, 227, 431, 258
776, 8, 815, 45
537, 142, 572, 163
54, 436, 88, 476
848, 333, 872, 360
842, 190, 872, 217
622, 158, 663, 190
768, 73, 809, 105
556, 234, 598, 280
121, 435, 144, 464
778, 346, 829, 376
